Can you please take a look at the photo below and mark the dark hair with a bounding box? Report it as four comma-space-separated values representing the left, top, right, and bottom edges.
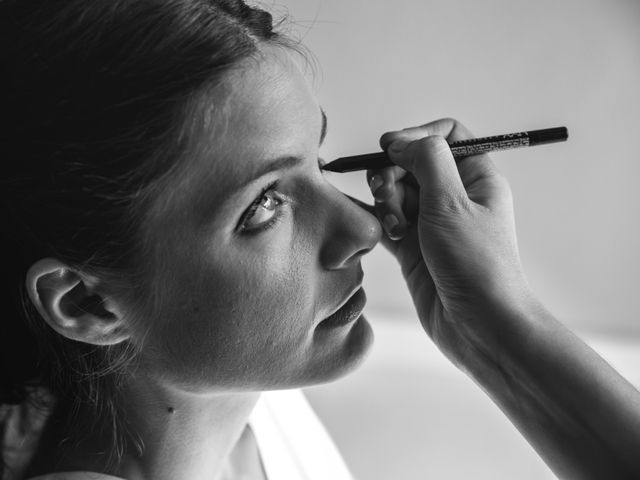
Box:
0, 0, 294, 474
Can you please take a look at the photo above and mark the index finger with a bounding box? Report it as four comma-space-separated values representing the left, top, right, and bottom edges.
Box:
380, 118, 501, 192
379, 118, 475, 150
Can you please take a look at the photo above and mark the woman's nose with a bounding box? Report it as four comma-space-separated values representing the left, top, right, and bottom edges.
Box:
319, 189, 382, 270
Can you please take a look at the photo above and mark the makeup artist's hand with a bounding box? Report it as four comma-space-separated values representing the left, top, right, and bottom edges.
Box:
368, 120, 640, 479
368, 118, 534, 365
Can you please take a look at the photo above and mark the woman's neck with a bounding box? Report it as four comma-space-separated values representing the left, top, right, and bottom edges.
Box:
116, 374, 261, 480
27, 376, 261, 480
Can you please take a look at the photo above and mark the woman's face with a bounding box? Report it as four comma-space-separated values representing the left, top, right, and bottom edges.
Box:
136, 46, 382, 393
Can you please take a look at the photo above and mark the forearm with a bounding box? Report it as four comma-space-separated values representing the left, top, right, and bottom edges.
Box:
375, 119, 640, 477
462, 298, 640, 479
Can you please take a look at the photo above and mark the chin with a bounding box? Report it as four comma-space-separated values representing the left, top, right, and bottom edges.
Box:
307, 314, 375, 386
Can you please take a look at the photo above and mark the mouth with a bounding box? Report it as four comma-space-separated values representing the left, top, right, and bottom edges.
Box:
318, 287, 367, 328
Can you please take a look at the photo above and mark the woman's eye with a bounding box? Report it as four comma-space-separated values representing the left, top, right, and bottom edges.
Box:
240, 187, 281, 231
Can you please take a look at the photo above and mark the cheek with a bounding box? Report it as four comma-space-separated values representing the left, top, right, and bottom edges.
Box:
145, 229, 319, 385
217, 254, 311, 339
209, 205, 322, 337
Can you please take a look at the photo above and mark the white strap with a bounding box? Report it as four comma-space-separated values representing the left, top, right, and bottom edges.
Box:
249, 390, 354, 480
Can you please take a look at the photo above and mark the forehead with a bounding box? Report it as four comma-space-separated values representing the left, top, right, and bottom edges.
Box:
222, 48, 319, 161
152, 47, 321, 222
197, 49, 317, 194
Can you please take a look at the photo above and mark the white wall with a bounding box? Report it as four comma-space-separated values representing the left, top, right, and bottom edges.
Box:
278, 0, 640, 336
276, 2, 640, 478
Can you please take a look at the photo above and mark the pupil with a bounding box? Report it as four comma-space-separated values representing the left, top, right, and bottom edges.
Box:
262, 193, 274, 209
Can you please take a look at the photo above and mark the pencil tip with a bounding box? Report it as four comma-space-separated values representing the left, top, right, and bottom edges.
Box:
321, 163, 342, 173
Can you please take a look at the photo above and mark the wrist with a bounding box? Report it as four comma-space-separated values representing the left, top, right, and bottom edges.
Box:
450, 286, 552, 382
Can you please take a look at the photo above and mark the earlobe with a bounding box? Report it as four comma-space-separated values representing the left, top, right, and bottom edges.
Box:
25, 258, 131, 346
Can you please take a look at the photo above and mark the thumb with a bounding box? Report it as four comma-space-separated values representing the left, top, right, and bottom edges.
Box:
387, 135, 466, 201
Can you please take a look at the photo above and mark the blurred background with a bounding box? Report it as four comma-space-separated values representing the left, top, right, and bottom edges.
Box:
262, 0, 640, 478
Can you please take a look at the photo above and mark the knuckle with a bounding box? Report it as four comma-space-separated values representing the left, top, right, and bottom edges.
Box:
416, 135, 450, 156
379, 131, 401, 148
422, 117, 458, 136
494, 175, 514, 202
434, 117, 458, 127
425, 187, 469, 216
488, 171, 512, 196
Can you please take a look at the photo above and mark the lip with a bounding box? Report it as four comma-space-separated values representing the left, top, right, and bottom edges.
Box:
319, 287, 367, 328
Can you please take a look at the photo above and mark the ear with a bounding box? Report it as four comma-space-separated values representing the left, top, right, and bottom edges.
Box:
25, 258, 131, 345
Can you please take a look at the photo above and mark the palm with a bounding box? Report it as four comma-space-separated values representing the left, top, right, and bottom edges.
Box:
358, 118, 524, 365
375, 158, 515, 367
380, 222, 467, 366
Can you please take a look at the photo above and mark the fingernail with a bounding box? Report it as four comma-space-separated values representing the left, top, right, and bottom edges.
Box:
382, 213, 399, 234
369, 175, 384, 195
389, 139, 408, 154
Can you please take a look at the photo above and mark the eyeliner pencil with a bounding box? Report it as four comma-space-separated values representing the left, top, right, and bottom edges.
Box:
321, 126, 568, 173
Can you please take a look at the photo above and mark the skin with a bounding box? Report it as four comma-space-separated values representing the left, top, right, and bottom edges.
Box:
134, 48, 379, 395
25, 45, 380, 480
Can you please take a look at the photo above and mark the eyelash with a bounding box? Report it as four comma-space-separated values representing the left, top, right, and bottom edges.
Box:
238, 158, 327, 234
238, 181, 283, 234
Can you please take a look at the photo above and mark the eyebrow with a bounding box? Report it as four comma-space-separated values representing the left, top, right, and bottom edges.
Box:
238, 107, 328, 190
